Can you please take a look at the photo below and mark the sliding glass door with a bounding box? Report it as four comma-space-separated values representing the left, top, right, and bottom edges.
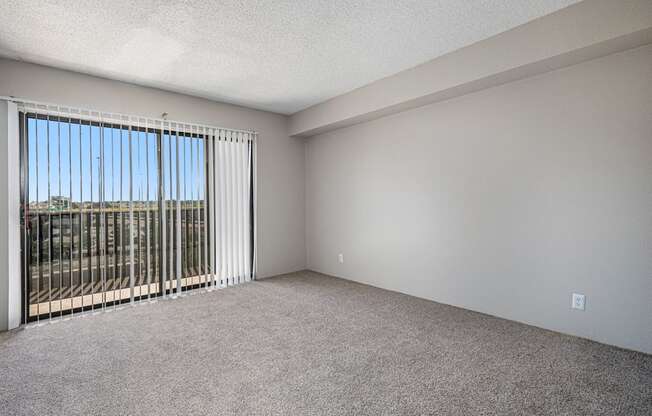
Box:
19, 109, 254, 324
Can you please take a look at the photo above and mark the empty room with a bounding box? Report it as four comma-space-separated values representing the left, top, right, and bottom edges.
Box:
0, 1, 651, 415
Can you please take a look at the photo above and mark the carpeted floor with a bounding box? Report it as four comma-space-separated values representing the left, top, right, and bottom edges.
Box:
0, 271, 650, 415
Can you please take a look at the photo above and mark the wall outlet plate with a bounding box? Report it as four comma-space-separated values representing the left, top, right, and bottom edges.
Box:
338, 253, 344, 264
571, 293, 585, 311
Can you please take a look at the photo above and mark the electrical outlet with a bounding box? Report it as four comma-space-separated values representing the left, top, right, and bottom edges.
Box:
571, 293, 585, 311
338, 253, 344, 264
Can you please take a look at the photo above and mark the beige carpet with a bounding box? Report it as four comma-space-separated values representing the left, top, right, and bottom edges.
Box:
1, 271, 650, 415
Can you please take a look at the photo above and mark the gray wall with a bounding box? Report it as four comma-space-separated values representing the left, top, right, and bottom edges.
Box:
305, 45, 652, 354
0, 58, 306, 281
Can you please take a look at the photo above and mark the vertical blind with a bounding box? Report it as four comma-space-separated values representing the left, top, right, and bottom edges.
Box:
17, 100, 256, 324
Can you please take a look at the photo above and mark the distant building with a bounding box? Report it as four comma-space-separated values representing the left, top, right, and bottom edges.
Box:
49, 196, 70, 211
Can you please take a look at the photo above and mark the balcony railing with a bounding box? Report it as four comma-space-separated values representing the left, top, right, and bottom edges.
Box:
24, 204, 208, 319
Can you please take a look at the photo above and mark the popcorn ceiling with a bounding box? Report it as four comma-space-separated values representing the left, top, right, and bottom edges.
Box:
0, 0, 578, 114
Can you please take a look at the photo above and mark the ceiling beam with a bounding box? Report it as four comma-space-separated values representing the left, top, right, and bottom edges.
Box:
289, 0, 652, 137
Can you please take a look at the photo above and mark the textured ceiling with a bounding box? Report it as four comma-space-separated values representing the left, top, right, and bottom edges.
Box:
0, 0, 579, 114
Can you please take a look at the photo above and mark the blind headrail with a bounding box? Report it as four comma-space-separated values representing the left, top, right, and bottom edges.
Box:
1, 95, 258, 138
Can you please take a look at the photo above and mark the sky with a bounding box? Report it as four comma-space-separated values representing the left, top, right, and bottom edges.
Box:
27, 117, 207, 204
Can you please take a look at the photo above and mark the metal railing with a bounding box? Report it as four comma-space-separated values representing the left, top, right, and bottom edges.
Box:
24, 205, 207, 319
